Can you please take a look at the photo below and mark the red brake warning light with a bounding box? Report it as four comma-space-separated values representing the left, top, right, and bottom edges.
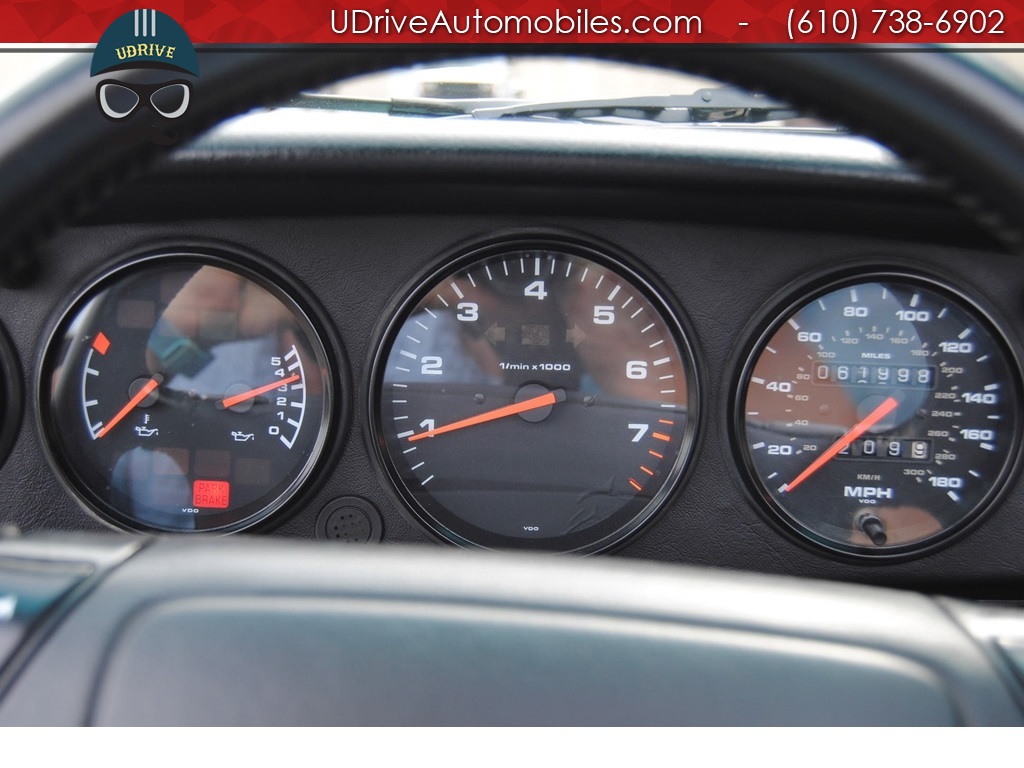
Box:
193, 480, 230, 509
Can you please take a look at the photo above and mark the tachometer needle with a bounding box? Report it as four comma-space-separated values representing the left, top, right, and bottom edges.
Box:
219, 374, 300, 409
95, 375, 162, 439
781, 395, 899, 494
409, 388, 566, 442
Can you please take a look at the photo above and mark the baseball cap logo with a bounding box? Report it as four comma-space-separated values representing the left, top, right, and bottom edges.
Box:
91, 10, 199, 144
92, 9, 200, 77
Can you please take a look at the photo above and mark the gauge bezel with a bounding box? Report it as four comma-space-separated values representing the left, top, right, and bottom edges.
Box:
365, 232, 703, 554
0, 321, 23, 474
37, 246, 347, 535
727, 264, 1024, 561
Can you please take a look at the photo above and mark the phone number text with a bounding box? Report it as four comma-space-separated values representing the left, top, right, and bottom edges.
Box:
787, 8, 1005, 41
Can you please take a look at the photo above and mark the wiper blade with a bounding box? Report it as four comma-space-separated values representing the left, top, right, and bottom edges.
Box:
469, 87, 798, 124
283, 88, 802, 125
285, 93, 521, 117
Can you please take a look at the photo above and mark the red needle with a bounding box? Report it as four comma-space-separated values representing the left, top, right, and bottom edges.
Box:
95, 375, 161, 439
782, 395, 899, 494
220, 374, 300, 409
409, 389, 565, 442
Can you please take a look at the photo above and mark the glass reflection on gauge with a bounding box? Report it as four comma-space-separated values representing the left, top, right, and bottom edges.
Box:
370, 240, 699, 553
736, 273, 1022, 557
41, 253, 335, 533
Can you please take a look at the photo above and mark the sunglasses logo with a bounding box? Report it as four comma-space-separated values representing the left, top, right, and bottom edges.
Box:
96, 79, 191, 120
90, 10, 199, 145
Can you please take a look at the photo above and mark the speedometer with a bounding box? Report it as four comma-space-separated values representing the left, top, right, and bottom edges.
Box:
734, 271, 1022, 558
369, 238, 699, 553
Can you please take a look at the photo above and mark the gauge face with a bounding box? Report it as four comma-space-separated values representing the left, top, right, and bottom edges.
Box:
736, 273, 1022, 557
41, 254, 335, 533
370, 240, 699, 553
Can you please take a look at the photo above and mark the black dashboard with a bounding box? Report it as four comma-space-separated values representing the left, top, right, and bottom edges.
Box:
1, 106, 1021, 598
8, 49, 1024, 726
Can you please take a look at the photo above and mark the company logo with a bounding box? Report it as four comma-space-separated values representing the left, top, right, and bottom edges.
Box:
91, 10, 200, 145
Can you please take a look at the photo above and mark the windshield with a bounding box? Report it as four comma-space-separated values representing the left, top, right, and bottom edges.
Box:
279, 56, 819, 128
4, 51, 1024, 128
323, 56, 721, 101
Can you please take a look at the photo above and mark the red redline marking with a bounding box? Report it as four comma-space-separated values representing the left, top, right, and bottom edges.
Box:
658, 419, 674, 425
629, 478, 643, 492
92, 332, 110, 355
652, 432, 671, 442
648, 450, 664, 459
640, 466, 654, 476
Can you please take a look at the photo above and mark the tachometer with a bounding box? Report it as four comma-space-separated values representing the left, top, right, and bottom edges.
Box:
734, 271, 1022, 557
369, 238, 699, 553
40, 251, 338, 533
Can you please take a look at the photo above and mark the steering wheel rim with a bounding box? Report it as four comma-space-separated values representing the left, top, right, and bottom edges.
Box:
1, 47, 1023, 289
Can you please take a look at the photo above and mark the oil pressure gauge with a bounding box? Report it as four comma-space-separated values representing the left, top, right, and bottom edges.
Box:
369, 238, 700, 553
734, 271, 1022, 558
40, 252, 337, 533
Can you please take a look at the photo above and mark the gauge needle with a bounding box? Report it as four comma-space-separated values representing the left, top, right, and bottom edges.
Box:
781, 395, 899, 494
220, 374, 300, 409
95, 375, 162, 439
409, 389, 566, 442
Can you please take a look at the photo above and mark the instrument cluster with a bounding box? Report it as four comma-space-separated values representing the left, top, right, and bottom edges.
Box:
10, 233, 1024, 560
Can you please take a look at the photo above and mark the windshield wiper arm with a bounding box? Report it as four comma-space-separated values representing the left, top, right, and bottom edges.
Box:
469, 88, 797, 124
285, 93, 523, 117
284, 88, 801, 125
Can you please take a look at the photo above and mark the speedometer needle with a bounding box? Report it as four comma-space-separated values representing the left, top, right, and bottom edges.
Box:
219, 374, 300, 409
781, 395, 899, 494
95, 375, 162, 439
408, 388, 566, 442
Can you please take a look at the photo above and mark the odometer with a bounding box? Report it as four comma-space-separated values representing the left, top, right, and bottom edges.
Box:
735, 272, 1022, 557
369, 239, 699, 553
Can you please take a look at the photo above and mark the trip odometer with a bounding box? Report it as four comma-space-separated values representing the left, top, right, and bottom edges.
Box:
41, 252, 336, 533
735, 271, 1022, 558
370, 239, 699, 553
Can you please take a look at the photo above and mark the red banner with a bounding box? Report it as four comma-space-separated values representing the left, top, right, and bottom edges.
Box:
0, 0, 1022, 43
